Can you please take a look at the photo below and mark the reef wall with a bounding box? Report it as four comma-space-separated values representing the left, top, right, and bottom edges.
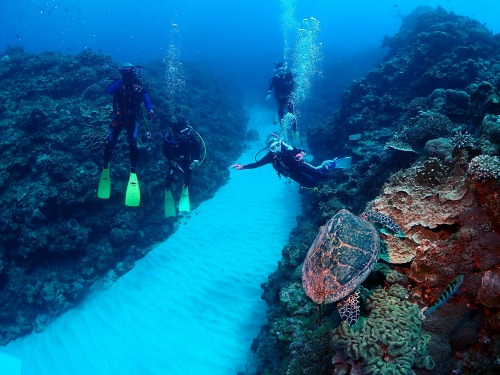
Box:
251, 6, 500, 375
0, 47, 248, 344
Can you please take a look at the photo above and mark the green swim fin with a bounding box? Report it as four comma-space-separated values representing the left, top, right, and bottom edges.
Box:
97, 167, 111, 199
164, 189, 177, 217
125, 172, 140, 207
178, 185, 190, 213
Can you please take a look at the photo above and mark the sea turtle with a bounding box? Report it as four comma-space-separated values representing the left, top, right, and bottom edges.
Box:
301, 209, 402, 326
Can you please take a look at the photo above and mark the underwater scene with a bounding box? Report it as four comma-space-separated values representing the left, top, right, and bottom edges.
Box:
0, 0, 499, 374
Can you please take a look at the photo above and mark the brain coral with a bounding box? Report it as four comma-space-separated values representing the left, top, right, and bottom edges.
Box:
331, 285, 435, 375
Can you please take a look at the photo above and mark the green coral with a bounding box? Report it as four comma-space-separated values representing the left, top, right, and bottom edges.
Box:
386, 270, 406, 284
373, 264, 406, 285
332, 285, 435, 374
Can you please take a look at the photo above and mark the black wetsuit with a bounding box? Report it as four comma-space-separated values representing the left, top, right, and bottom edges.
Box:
103, 77, 152, 172
241, 144, 329, 188
162, 127, 201, 189
268, 72, 297, 131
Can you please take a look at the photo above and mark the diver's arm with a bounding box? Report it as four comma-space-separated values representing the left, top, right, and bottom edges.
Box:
267, 76, 277, 93
282, 142, 306, 158
106, 79, 122, 95
232, 152, 273, 170
142, 93, 153, 112
112, 92, 119, 114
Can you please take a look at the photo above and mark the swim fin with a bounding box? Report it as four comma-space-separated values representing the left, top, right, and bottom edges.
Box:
178, 185, 190, 213
164, 189, 177, 217
333, 157, 352, 169
125, 172, 141, 207
323, 157, 352, 171
97, 167, 111, 199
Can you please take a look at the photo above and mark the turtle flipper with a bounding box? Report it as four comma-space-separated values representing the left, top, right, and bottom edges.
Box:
337, 288, 361, 326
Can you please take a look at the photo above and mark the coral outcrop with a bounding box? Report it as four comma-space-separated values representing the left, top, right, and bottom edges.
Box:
332, 285, 435, 375
250, 6, 500, 375
0, 47, 248, 344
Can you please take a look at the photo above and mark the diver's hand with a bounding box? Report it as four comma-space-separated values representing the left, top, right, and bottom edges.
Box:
266, 92, 272, 101
147, 110, 157, 122
295, 152, 306, 162
111, 112, 120, 125
230, 164, 244, 170
189, 160, 199, 171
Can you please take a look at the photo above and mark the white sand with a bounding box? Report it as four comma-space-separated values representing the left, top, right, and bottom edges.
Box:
1, 106, 301, 375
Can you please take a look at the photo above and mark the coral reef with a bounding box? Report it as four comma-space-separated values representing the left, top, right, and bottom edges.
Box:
332, 285, 435, 375
467, 154, 500, 182
0, 47, 248, 344
387, 112, 455, 153
250, 6, 500, 375
478, 268, 500, 308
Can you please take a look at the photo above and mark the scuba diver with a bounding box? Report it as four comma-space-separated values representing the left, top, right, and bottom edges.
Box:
230, 133, 351, 190
162, 117, 205, 217
97, 62, 156, 207
266, 62, 298, 138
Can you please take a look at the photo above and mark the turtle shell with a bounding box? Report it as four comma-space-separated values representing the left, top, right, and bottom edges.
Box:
302, 209, 380, 304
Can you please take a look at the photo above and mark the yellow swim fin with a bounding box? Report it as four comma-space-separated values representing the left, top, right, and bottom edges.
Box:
178, 185, 190, 213
164, 189, 177, 217
125, 172, 140, 207
97, 167, 111, 199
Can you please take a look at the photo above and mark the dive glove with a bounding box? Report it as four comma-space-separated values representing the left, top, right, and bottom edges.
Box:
294, 152, 306, 162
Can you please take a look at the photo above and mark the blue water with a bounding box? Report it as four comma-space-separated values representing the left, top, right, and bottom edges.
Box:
2, 1, 499, 96
2, 1, 500, 374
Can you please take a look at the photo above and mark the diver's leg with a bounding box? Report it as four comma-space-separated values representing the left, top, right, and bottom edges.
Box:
165, 167, 174, 190
287, 101, 297, 132
180, 160, 191, 187
291, 171, 318, 189
103, 121, 122, 168
183, 170, 192, 187
277, 100, 285, 121
126, 116, 139, 173
303, 162, 329, 178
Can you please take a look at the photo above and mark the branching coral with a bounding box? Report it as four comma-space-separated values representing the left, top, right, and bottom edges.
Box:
451, 130, 476, 150
467, 155, 500, 182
